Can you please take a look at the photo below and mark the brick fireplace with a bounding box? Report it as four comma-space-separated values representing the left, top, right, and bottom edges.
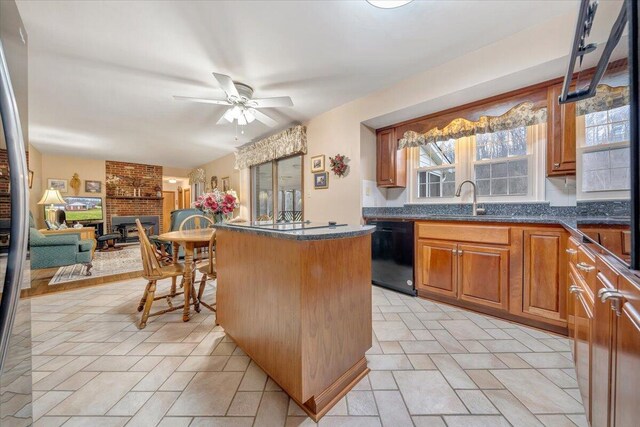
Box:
105, 160, 163, 239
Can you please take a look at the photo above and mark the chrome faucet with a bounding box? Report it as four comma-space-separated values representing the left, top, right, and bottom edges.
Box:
455, 180, 486, 216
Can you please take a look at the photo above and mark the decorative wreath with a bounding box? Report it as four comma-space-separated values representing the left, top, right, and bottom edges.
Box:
329, 154, 349, 177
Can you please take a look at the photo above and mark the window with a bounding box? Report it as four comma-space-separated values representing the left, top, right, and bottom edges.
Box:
578, 106, 630, 194
473, 127, 529, 196
416, 139, 456, 198
409, 125, 542, 203
251, 155, 303, 221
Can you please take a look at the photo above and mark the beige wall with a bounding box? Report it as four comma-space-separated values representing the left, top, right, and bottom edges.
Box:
200, 153, 239, 195
40, 154, 106, 199
28, 143, 43, 227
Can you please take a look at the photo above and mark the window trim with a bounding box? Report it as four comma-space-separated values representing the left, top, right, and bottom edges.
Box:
576, 114, 631, 200
250, 154, 304, 222
408, 125, 544, 204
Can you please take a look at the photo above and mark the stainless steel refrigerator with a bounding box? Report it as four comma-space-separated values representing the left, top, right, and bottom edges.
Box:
0, 0, 31, 425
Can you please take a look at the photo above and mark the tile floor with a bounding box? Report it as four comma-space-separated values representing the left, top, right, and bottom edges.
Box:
29, 278, 587, 427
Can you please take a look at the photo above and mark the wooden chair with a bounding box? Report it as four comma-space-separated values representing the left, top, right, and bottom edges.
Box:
196, 230, 217, 313
179, 214, 214, 262
135, 219, 198, 329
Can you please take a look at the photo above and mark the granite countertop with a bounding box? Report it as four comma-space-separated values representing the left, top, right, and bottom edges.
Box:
362, 213, 631, 242
213, 222, 375, 241
364, 213, 572, 224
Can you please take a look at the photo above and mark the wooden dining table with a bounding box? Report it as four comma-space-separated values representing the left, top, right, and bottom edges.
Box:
157, 228, 214, 322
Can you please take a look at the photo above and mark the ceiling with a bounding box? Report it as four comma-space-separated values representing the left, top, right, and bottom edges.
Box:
17, 0, 577, 168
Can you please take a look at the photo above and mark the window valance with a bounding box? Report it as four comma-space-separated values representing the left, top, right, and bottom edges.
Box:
188, 168, 206, 185
234, 125, 307, 170
576, 84, 629, 116
398, 101, 547, 149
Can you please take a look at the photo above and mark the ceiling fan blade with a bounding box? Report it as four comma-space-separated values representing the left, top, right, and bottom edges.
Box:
212, 72, 239, 98
173, 95, 232, 106
217, 113, 229, 125
249, 108, 278, 127
250, 96, 294, 108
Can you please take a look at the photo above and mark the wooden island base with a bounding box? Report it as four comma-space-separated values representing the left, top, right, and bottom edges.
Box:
215, 225, 374, 421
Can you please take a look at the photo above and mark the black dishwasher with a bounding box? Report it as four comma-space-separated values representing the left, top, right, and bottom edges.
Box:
368, 220, 415, 296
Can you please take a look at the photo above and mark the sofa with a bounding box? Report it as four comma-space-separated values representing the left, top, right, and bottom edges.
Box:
29, 213, 94, 274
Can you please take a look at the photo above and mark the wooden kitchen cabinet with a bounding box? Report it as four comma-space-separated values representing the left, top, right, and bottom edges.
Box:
569, 269, 593, 423
590, 259, 617, 427
566, 240, 640, 427
611, 275, 640, 426
376, 128, 406, 188
523, 230, 567, 323
458, 244, 509, 311
546, 83, 576, 176
416, 238, 509, 311
415, 239, 457, 298
415, 222, 568, 333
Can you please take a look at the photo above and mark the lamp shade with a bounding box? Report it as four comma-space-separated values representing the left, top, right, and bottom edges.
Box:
37, 189, 66, 205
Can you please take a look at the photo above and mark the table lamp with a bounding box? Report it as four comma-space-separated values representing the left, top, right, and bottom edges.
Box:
38, 188, 66, 224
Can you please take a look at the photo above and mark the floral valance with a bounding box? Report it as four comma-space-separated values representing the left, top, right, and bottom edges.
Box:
234, 125, 307, 169
188, 168, 206, 185
576, 84, 629, 116
398, 101, 547, 149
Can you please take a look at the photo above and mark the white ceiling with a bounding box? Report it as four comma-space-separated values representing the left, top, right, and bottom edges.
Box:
17, 0, 577, 168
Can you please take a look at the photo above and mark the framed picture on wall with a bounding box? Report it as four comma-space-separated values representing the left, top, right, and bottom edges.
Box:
47, 178, 68, 193
311, 155, 325, 173
85, 180, 102, 193
221, 176, 230, 192
313, 172, 328, 189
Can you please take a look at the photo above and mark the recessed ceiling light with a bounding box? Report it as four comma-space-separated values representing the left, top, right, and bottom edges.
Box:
366, 0, 413, 9
168, 179, 177, 184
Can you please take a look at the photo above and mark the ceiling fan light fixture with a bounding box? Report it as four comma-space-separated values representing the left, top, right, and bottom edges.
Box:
223, 105, 242, 123
366, 0, 413, 9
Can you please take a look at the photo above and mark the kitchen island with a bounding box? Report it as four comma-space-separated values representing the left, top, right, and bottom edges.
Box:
213, 221, 375, 421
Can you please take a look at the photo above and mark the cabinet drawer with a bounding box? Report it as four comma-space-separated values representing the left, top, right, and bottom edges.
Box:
566, 237, 580, 264
416, 222, 510, 245
576, 246, 597, 295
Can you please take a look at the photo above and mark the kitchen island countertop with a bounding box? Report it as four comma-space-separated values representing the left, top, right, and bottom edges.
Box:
213, 221, 375, 241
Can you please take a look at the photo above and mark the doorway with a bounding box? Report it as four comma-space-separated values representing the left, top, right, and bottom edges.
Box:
162, 191, 175, 232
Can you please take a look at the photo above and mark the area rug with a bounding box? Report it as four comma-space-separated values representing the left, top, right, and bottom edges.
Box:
49, 245, 142, 285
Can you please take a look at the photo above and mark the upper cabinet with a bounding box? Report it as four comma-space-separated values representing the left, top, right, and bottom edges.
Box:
546, 83, 576, 176
376, 128, 406, 188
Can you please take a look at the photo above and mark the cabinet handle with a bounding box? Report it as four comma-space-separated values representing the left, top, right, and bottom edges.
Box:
565, 248, 577, 255
569, 284, 582, 294
597, 288, 624, 316
451, 249, 458, 255
458, 250, 463, 256
554, 163, 560, 168
576, 262, 595, 272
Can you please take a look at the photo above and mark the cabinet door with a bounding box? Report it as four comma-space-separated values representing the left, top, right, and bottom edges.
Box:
376, 128, 406, 188
523, 230, 567, 322
546, 83, 576, 175
611, 276, 640, 427
591, 262, 616, 427
376, 128, 396, 186
457, 244, 509, 310
571, 274, 593, 423
415, 239, 457, 298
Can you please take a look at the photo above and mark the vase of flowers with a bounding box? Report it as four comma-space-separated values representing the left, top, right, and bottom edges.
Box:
193, 188, 239, 223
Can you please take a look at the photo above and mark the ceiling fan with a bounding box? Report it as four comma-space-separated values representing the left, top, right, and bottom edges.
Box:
174, 72, 293, 128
